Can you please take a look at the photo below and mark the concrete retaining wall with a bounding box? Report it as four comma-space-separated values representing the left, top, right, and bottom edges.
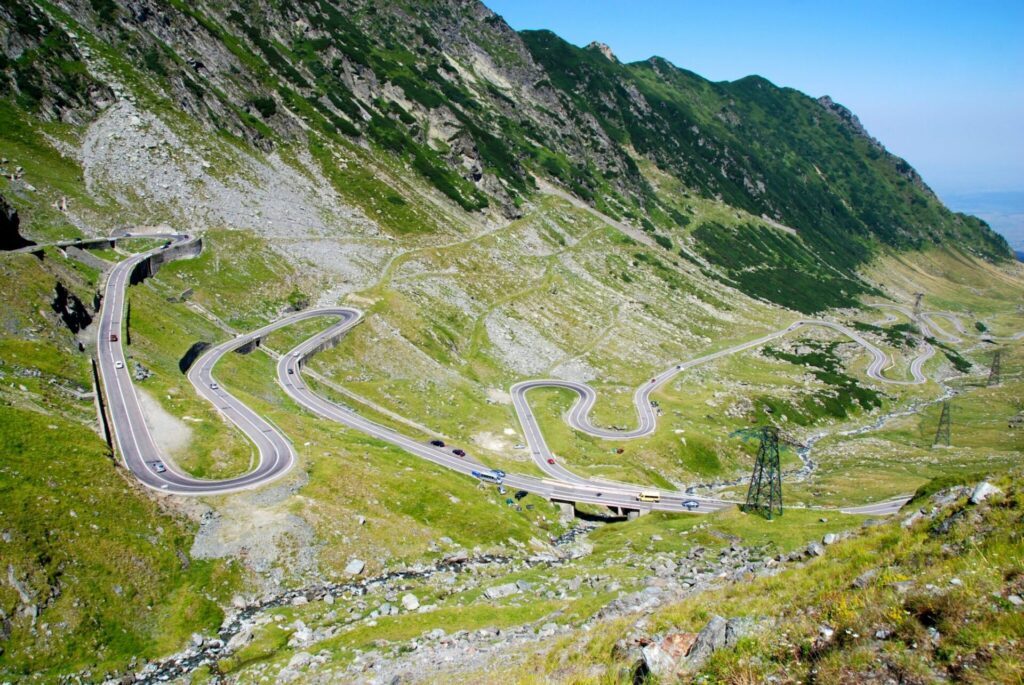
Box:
297, 318, 354, 367
63, 245, 111, 271
130, 236, 203, 284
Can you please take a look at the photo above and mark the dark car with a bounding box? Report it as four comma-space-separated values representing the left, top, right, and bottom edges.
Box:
682, 500, 700, 510
452, 448, 466, 457
514, 490, 529, 500
430, 439, 445, 447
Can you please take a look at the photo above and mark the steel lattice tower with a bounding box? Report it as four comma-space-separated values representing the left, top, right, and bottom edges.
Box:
913, 292, 924, 318
933, 400, 951, 447
988, 349, 1002, 387
743, 426, 783, 519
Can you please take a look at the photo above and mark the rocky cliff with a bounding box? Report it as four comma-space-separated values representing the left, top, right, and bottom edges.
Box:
0, 0, 1010, 311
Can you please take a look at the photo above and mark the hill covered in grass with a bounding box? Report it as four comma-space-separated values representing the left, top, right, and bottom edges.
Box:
0, 0, 1010, 313
1, 1, 1022, 682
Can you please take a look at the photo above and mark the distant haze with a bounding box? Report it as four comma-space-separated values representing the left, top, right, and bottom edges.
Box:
487, 0, 1024, 247
941, 191, 1024, 253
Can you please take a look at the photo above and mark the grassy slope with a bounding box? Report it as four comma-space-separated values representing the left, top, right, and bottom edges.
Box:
504, 469, 1024, 684
0, 253, 239, 681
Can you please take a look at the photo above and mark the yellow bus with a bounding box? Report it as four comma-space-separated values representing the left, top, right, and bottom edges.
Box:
636, 492, 661, 503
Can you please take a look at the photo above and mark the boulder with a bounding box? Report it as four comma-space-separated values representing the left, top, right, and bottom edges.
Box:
901, 510, 925, 528
401, 593, 420, 611
344, 559, 365, 576
484, 583, 519, 600
686, 615, 728, 667
822, 533, 838, 545
639, 632, 700, 678
970, 482, 1001, 505
806, 542, 825, 557
852, 568, 878, 589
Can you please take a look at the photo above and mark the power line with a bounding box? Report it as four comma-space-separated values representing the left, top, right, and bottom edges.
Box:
742, 426, 783, 520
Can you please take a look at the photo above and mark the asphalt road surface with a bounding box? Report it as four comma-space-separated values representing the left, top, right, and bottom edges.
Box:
95, 238, 1005, 515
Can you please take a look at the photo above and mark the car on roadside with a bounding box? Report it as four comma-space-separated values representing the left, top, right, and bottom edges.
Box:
498, 486, 507, 495
452, 448, 466, 457
513, 443, 525, 449
114, 360, 124, 369
430, 439, 446, 447
682, 500, 700, 510
514, 490, 528, 500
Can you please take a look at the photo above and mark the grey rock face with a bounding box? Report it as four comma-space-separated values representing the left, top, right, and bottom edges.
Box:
687, 615, 728, 667
400, 593, 420, 611
484, 583, 519, 600
970, 482, 1001, 505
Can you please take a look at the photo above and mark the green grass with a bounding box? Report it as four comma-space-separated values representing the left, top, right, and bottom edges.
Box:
154, 228, 303, 330
121, 281, 254, 479
0, 406, 239, 681
505, 468, 1024, 684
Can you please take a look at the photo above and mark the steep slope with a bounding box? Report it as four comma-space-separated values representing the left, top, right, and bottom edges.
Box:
0, 0, 1009, 311
1, 0, 1022, 682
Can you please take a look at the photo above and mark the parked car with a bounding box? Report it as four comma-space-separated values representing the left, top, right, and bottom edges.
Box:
452, 449, 466, 457
682, 500, 700, 510
498, 486, 507, 495
430, 439, 445, 447
514, 490, 529, 500
114, 360, 124, 369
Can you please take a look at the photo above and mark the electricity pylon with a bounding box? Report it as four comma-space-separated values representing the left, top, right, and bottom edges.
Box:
987, 349, 1002, 387
913, 293, 924, 319
933, 400, 951, 447
742, 426, 783, 519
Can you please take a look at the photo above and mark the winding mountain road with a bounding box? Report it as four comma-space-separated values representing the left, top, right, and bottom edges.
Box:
93, 237, 997, 514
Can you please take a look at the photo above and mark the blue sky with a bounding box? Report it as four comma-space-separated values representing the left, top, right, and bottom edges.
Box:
487, 0, 1024, 202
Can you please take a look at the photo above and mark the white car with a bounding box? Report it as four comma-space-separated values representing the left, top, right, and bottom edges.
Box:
114, 360, 124, 369
152, 462, 167, 473
210, 382, 219, 390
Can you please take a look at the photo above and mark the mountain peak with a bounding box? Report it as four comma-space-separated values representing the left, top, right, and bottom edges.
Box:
586, 40, 618, 62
